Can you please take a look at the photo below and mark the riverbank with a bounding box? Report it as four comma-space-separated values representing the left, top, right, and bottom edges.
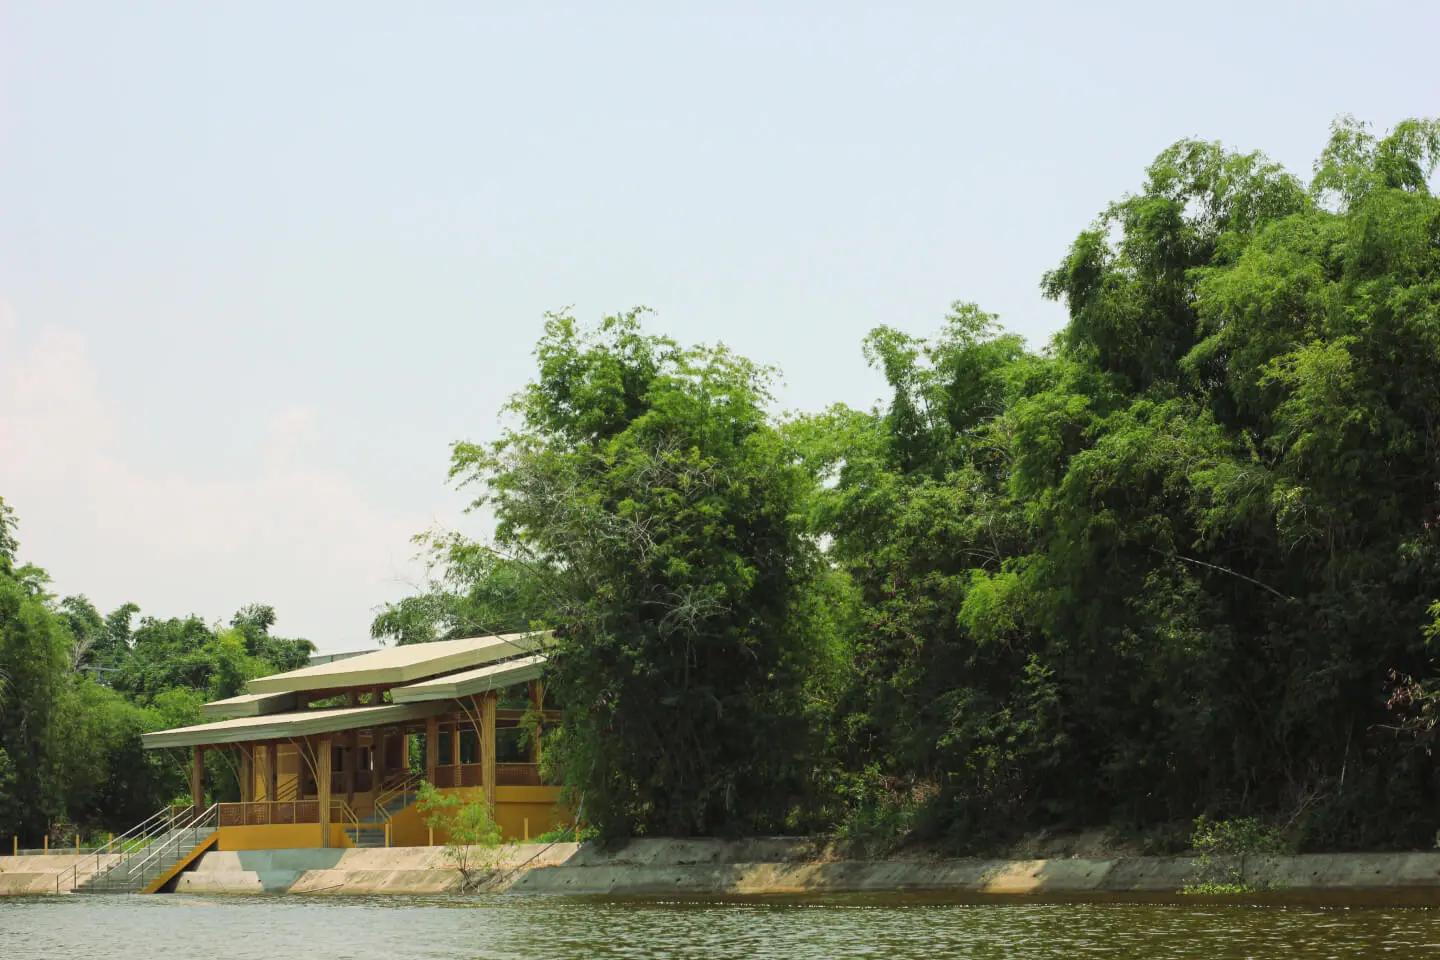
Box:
9, 839, 1440, 904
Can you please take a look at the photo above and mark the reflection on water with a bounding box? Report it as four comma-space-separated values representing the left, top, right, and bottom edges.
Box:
1, 893, 1436, 959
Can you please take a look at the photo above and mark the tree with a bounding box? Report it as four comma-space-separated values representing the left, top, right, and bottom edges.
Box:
450, 309, 841, 837
371, 534, 552, 646
413, 780, 503, 887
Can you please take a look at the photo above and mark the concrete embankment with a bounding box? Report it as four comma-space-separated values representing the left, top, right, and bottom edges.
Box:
11, 840, 1440, 903
0, 853, 123, 895
176, 839, 1440, 904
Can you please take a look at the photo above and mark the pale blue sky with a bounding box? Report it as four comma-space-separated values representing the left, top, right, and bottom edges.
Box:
2, 2, 1436, 649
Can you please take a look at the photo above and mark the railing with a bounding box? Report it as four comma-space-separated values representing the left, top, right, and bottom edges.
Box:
432, 763, 543, 788
71, 803, 219, 894
215, 800, 359, 827
121, 804, 218, 885
375, 771, 420, 814
48, 804, 190, 889
333, 801, 362, 847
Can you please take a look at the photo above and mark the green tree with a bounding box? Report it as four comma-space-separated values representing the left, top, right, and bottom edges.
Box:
451, 310, 841, 837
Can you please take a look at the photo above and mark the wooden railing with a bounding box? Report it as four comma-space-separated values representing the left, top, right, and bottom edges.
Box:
431, 763, 543, 788
216, 800, 353, 827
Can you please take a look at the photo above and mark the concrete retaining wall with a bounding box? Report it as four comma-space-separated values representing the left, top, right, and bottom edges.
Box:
0, 853, 123, 895
12, 838, 1440, 903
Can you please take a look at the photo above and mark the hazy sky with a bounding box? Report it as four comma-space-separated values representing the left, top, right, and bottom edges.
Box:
2, 2, 1436, 651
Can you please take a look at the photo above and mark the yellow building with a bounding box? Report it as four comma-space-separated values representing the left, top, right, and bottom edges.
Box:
140, 632, 565, 854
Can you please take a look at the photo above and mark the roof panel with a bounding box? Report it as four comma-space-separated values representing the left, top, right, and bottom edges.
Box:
244, 631, 548, 695
141, 702, 447, 750
201, 691, 297, 720
391, 654, 547, 703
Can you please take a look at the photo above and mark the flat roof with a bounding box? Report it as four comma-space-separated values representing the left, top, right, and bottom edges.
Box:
141, 702, 447, 750
200, 691, 297, 720
390, 654, 547, 703
244, 632, 547, 695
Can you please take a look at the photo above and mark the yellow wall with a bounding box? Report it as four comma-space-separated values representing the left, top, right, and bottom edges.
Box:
388, 786, 565, 846
216, 824, 354, 851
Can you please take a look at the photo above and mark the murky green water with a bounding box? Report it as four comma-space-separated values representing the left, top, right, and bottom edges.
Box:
2, 893, 1437, 958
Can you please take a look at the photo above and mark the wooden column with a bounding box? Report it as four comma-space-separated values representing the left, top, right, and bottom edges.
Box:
374, 727, 387, 791
450, 718, 461, 767
190, 746, 205, 813
529, 680, 545, 764
481, 692, 497, 809
239, 745, 253, 803
317, 735, 333, 848
254, 744, 268, 801
266, 742, 278, 802
425, 715, 439, 785
344, 730, 356, 807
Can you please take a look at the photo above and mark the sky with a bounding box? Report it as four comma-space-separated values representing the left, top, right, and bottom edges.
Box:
1, 1, 1436, 651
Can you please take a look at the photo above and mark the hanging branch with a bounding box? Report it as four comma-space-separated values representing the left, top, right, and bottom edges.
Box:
1151, 548, 1296, 601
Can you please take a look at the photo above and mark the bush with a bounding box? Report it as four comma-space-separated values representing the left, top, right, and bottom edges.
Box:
413, 781, 503, 888
1182, 816, 1287, 894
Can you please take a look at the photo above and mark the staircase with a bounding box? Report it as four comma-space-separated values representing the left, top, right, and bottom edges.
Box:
74, 805, 219, 894
348, 775, 419, 848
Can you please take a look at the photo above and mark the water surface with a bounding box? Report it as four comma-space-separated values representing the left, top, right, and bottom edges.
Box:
2, 893, 1435, 959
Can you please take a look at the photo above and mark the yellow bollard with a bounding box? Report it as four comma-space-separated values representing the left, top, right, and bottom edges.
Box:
385, 823, 391, 848
43, 835, 48, 853
427, 826, 434, 846
75, 835, 80, 854
523, 818, 529, 842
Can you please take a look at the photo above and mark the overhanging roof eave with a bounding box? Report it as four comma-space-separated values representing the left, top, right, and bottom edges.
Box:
140, 701, 450, 750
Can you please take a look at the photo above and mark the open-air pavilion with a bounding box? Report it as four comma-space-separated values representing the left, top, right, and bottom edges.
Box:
139, 632, 563, 852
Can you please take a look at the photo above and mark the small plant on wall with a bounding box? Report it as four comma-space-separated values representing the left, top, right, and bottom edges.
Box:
1181, 816, 1288, 895
414, 780, 503, 891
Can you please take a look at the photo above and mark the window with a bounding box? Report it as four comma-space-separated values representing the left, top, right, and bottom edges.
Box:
496, 726, 528, 763
459, 728, 479, 765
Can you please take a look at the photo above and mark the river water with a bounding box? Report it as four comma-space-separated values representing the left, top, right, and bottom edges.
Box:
2, 893, 1436, 958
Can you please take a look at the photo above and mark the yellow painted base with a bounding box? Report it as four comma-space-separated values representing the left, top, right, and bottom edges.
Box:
389, 786, 565, 846
211, 787, 564, 850
143, 833, 218, 893
216, 824, 355, 851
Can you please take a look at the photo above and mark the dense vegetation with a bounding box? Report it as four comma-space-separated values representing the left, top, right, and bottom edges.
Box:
376, 117, 1440, 851
0, 499, 312, 845
4, 116, 1437, 852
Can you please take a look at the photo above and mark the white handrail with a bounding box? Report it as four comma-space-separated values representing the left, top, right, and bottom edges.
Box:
123, 804, 218, 881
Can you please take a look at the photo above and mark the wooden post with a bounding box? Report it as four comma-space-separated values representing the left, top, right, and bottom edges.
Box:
191, 746, 206, 814
317, 735, 333, 848
425, 715, 439, 785
267, 742, 278, 802
529, 680, 545, 765
345, 729, 356, 807
239, 745, 253, 803
12, 835, 17, 856
374, 727, 387, 791
481, 691, 497, 809
450, 718, 461, 779
43, 835, 48, 853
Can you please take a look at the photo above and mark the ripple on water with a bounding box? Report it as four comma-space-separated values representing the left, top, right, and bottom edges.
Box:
1, 894, 1437, 960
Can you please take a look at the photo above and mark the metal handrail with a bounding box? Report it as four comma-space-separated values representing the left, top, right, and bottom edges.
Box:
67, 804, 190, 892
123, 804, 218, 881
374, 771, 420, 818
331, 800, 362, 845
